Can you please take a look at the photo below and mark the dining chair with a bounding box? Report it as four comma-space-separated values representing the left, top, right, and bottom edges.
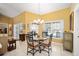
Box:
41, 34, 52, 56
42, 32, 48, 38
8, 38, 16, 51
26, 32, 39, 56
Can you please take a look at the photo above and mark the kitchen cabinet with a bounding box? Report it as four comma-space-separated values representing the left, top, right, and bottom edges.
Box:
63, 32, 73, 52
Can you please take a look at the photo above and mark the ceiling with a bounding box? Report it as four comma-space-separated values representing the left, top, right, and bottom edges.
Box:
0, 3, 72, 17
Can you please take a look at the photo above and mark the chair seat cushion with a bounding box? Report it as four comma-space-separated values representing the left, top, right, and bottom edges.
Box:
41, 40, 50, 47
28, 42, 39, 48
42, 43, 49, 47
42, 39, 49, 44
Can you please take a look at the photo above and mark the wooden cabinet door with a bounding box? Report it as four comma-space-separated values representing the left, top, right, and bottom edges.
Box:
63, 32, 73, 52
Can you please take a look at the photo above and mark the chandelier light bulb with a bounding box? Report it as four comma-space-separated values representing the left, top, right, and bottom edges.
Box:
40, 20, 44, 24
38, 19, 40, 22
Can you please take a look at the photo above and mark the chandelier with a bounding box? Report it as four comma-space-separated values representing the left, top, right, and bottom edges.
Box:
33, 19, 44, 24
33, 3, 44, 24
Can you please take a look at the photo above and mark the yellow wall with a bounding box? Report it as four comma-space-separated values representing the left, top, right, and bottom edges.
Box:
0, 15, 12, 24
25, 12, 39, 32
40, 8, 73, 43
41, 8, 72, 32
13, 12, 25, 24
13, 8, 73, 43
13, 11, 39, 24
13, 8, 72, 32
13, 11, 39, 33
25, 12, 39, 24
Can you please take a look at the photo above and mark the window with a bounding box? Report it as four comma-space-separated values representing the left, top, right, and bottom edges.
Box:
44, 23, 51, 34
13, 23, 25, 39
44, 20, 64, 39
29, 23, 39, 33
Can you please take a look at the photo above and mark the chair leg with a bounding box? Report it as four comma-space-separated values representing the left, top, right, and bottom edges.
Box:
27, 53, 28, 55
39, 45, 41, 53
48, 46, 52, 56
51, 46, 52, 52
27, 47, 28, 55
48, 47, 50, 56
27, 52, 28, 55
33, 53, 34, 56
15, 42, 16, 48
32, 48, 34, 56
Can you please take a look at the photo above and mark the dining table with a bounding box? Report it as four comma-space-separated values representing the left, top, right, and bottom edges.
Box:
33, 36, 49, 53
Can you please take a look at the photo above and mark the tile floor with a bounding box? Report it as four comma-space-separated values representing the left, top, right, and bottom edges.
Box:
3, 40, 73, 56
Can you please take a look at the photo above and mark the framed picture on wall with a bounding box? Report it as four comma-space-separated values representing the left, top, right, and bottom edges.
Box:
0, 23, 8, 34
70, 12, 74, 31
8, 24, 13, 36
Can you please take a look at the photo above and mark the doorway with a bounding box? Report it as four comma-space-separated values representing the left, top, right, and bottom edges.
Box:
74, 4, 79, 56
13, 23, 24, 40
